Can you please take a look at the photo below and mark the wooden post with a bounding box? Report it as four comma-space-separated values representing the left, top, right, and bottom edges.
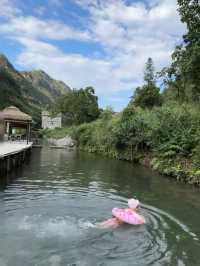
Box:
6, 156, 10, 172
29, 123, 31, 143
0, 158, 3, 177
26, 124, 28, 144
6, 122, 10, 134
27, 123, 31, 144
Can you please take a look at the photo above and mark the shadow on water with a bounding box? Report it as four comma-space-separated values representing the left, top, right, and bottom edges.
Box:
0, 148, 200, 266
0, 156, 31, 190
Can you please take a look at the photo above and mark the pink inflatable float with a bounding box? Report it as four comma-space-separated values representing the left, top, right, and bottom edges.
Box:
99, 198, 145, 228
112, 207, 145, 225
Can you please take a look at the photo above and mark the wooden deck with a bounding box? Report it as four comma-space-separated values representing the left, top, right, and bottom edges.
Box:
0, 142, 32, 158
0, 142, 32, 177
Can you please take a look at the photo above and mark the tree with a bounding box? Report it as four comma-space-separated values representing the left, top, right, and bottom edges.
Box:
53, 87, 100, 125
159, 47, 189, 102
132, 58, 162, 108
178, 0, 200, 45
144, 57, 155, 86
165, 0, 200, 102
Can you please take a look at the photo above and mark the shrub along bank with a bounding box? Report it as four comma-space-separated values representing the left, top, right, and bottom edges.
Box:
45, 104, 200, 186
44, 0, 200, 185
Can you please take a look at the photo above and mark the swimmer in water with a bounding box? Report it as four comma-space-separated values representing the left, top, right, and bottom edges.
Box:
99, 199, 145, 228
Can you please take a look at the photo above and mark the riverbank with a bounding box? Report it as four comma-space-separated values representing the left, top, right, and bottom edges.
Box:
44, 103, 200, 186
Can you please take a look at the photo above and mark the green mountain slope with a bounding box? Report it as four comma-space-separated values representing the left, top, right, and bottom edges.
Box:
0, 54, 70, 126
21, 70, 70, 102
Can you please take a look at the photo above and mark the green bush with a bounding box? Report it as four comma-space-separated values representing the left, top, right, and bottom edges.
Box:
45, 102, 200, 185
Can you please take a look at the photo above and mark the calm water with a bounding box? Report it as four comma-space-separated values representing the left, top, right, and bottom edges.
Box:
0, 148, 200, 266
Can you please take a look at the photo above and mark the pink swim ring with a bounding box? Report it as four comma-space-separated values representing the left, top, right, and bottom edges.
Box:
112, 207, 145, 225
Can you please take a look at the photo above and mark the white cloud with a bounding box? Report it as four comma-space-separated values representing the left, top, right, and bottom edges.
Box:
92, 19, 126, 48
33, 6, 47, 16
72, 0, 186, 87
86, 0, 185, 50
16, 37, 131, 96
0, 0, 186, 109
0, 0, 21, 18
0, 15, 91, 41
91, 1, 148, 24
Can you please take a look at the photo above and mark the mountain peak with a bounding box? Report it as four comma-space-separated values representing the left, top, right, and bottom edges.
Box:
0, 54, 71, 126
21, 69, 70, 99
0, 54, 14, 70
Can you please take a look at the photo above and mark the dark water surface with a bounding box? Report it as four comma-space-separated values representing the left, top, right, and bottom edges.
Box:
0, 148, 200, 266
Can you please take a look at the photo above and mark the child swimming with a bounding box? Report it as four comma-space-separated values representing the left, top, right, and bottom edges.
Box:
99, 199, 145, 228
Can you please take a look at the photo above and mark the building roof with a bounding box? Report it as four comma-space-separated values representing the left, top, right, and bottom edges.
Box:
0, 106, 32, 122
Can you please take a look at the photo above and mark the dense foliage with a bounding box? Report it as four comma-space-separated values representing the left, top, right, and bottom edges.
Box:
44, 0, 200, 185
53, 87, 100, 125
162, 0, 200, 102
0, 68, 41, 126
46, 103, 200, 184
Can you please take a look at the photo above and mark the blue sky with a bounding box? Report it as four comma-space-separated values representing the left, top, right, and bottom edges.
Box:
0, 0, 186, 111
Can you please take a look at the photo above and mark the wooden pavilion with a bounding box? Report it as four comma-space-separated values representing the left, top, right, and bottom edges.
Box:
0, 106, 32, 144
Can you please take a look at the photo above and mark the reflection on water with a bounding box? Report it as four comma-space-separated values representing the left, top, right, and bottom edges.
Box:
0, 148, 200, 266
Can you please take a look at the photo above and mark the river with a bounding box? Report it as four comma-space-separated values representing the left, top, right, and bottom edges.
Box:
0, 148, 200, 266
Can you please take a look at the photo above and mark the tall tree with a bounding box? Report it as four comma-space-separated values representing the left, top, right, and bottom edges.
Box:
53, 87, 100, 125
178, 0, 200, 45
144, 57, 155, 86
132, 58, 162, 108
169, 0, 200, 101
161, 1, 200, 102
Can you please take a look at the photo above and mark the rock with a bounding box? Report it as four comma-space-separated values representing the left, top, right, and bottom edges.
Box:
48, 136, 75, 148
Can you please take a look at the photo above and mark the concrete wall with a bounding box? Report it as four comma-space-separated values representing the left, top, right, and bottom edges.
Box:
42, 111, 62, 129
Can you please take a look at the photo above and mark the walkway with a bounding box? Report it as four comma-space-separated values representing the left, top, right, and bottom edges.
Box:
0, 142, 32, 158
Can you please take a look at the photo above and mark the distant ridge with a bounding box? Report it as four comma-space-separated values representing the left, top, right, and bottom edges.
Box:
0, 54, 71, 126
21, 70, 70, 102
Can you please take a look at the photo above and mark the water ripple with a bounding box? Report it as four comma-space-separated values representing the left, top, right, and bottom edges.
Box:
0, 158, 199, 266
6, 198, 197, 266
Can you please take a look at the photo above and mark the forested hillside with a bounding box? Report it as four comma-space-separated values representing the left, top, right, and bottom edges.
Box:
0, 54, 70, 126
21, 70, 70, 103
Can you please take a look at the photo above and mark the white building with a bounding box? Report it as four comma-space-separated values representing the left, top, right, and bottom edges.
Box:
42, 111, 62, 129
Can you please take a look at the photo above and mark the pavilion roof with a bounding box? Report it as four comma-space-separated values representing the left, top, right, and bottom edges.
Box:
0, 106, 32, 122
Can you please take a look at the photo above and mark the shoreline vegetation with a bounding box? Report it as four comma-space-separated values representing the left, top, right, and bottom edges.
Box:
44, 0, 200, 186
44, 103, 200, 186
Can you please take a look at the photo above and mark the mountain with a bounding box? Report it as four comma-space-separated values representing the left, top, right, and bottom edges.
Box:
21, 70, 70, 103
0, 54, 70, 126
